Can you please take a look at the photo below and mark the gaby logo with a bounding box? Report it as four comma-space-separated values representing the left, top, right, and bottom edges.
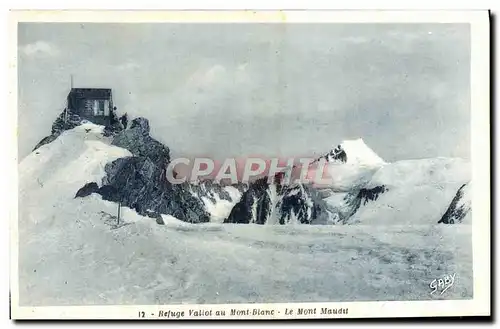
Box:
164, 157, 336, 186
430, 273, 456, 295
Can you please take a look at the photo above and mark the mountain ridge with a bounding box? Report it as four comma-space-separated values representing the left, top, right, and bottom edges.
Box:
25, 111, 471, 226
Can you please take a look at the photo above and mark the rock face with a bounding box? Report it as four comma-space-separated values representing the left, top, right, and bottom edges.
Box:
111, 117, 170, 165
97, 156, 211, 223
224, 139, 389, 226
75, 182, 99, 198
188, 180, 247, 213
189, 180, 233, 203
315, 145, 348, 164
93, 118, 211, 223
34, 111, 207, 222
144, 209, 165, 225
225, 176, 331, 225
439, 183, 471, 224
225, 178, 270, 224
224, 140, 388, 226
67, 116, 245, 224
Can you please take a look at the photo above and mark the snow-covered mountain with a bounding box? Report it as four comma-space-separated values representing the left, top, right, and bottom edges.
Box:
229, 138, 471, 226
27, 111, 244, 224
223, 139, 386, 225
24, 109, 471, 227
315, 138, 386, 166
325, 158, 471, 225
311, 139, 386, 192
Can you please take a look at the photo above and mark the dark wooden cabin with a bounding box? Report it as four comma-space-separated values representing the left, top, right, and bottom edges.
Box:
67, 88, 114, 126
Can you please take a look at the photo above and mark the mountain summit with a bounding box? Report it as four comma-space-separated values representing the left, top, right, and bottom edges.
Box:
339, 138, 386, 166
316, 138, 385, 167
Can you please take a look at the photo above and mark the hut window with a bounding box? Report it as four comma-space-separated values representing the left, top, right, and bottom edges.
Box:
104, 100, 110, 116
93, 100, 99, 115
98, 100, 105, 115
85, 100, 93, 112
93, 100, 105, 116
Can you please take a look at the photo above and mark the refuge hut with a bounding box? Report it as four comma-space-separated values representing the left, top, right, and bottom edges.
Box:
66, 88, 115, 126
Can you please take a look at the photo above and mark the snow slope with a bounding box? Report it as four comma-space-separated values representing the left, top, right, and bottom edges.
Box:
19, 193, 473, 306
320, 163, 381, 191
19, 123, 132, 227
349, 158, 471, 225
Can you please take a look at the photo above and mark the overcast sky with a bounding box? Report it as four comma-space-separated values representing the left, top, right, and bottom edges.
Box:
18, 23, 470, 162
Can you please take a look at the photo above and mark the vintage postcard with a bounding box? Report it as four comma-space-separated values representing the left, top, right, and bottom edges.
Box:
9, 10, 490, 320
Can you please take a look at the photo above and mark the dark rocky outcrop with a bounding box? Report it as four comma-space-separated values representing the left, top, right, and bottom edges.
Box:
225, 177, 271, 224
225, 177, 330, 225
189, 180, 233, 203
358, 185, 387, 205
33, 110, 234, 225
332, 185, 388, 224
225, 170, 386, 226
111, 117, 170, 165
96, 150, 209, 223
231, 182, 249, 195
74, 117, 211, 223
278, 185, 327, 225
145, 209, 165, 225
439, 183, 471, 224
75, 182, 99, 198
71, 116, 242, 224
315, 144, 348, 164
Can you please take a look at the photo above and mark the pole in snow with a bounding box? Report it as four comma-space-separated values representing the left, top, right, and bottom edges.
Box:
117, 201, 121, 225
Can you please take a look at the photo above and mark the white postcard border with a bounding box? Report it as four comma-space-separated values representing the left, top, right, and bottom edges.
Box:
9, 10, 490, 320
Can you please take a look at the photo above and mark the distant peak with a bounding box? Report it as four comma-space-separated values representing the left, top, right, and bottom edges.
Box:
316, 138, 385, 166
340, 138, 385, 166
